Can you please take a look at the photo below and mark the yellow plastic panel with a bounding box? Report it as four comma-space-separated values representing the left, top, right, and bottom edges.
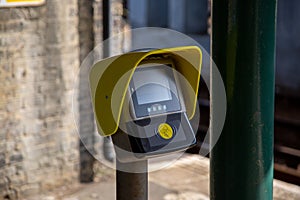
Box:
89, 46, 202, 136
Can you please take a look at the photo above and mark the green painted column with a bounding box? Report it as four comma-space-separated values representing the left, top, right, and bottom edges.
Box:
210, 0, 277, 199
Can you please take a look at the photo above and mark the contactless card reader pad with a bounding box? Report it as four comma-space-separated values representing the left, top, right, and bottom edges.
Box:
112, 112, 196, 161
127, 112, 196, 156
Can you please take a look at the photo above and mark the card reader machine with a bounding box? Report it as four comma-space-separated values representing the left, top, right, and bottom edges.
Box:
112, 60, 197, 161
89, 46, 202, 163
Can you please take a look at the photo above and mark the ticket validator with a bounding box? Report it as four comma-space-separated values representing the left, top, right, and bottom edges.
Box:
89, 46, 202, 163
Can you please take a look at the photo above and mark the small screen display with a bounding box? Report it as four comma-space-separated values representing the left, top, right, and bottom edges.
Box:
129, 63, 181, 118
132, 68, 172, 105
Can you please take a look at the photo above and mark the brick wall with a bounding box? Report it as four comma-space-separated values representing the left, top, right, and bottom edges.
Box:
77, 0, 129, 183
0, 0, 79, 199
78, 0, 97, 183
0, 0, 128, 199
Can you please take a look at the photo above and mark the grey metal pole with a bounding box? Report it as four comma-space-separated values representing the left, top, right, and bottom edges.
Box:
116, 160, 148, 200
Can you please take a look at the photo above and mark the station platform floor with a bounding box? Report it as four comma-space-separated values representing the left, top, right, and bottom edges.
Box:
30, 155, 300, 200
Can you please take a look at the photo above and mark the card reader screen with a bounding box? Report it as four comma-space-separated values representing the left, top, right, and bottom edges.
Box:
132, 68, 172, 105
129, 63, 181, 118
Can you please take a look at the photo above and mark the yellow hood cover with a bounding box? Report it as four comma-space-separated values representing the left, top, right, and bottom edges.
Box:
89, 46, 202, 136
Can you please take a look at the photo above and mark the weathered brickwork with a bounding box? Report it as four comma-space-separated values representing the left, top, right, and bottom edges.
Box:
111, 0, 131, 56
77, 0, 130, 183
0, 1, 80, 199
0, 0, 128, 199
78, 0, 97, 183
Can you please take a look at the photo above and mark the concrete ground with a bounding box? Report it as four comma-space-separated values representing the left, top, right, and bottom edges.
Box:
28, 155, 300, 200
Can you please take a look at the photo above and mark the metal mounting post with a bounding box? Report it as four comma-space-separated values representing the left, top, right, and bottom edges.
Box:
116, 160, 148, 200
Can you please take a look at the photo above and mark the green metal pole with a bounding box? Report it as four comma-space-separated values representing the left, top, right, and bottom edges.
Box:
210, 0, 277, 199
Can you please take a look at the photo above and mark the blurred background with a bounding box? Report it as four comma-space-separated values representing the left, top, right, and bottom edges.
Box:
0, 0, 299, 199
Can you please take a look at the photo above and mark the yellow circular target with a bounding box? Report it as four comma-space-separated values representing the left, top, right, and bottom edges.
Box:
158, 123, 173, 140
